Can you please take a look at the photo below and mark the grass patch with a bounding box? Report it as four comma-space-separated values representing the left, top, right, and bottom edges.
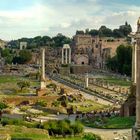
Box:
51, 137, 81, 140
103, 116, 135, 129
102, 77, 131, 86
0, 75, 24, 83
69, 100, 108, 113
12, 133, 49, 140
82, 116, 135, 129
0, 125, 49, 140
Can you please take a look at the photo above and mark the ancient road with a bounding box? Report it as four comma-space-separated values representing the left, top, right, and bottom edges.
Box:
50, 75, 114, 105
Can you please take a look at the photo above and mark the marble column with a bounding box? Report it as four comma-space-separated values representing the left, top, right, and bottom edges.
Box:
134, 43, 137, 84
85, 74, 89, 88
40, 48, 46, 89
65, 48, 68, 64
136, 38, 140, 128
69, 48, 71, 64
62, 48, 64, 64
132, 39, 137, 84
132, 18, 140, 140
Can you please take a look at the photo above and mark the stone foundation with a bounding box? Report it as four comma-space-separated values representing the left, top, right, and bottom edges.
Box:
36, 88, 47, 96
70, 65, 92, 74
59, 66, 70, 75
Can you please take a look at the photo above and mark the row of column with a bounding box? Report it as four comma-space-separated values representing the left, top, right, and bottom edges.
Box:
62, 44, 71, 64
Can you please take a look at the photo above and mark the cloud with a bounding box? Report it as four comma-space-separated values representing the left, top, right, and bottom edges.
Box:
102, 6, 140, 31
0, 0, 139, 40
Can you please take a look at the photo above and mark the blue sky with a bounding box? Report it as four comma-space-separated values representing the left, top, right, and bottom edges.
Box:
0, 0, 140, 40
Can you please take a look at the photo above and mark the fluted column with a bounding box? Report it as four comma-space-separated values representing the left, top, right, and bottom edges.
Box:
136, 38, 140, 128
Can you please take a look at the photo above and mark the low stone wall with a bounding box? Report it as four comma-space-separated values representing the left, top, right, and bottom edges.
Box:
71, 65, 92, 74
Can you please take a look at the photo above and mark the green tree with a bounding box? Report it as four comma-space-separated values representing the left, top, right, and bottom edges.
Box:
76, 30, 85, 35
17, 81, 30, 91
119, 21, 132, 37
113, 29, 124, 38
1, 48, 14, 64
106, 45, 132, 76
1, 49, 10, 57
89, 29, 99, 36
0, 102, 8, 110
13, 50, 32, 64
99, 26, 113, 37
52, 33, 72, 48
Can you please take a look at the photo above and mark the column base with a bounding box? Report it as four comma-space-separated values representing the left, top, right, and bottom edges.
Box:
132, 125, 140, 140
36, 88, 47, 96
40, 81, 46, 89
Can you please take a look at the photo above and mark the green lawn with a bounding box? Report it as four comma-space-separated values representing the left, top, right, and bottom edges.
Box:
82, 116, 135, 129
0, 75, 24, 83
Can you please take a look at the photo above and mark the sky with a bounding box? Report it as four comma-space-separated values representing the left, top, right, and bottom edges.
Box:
0, 0, 140, 40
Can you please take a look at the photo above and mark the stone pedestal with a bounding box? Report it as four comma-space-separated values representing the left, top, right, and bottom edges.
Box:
36, 88, 47, 96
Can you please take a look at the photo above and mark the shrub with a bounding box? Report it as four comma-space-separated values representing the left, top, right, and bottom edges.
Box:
43, 120, 59, 136
12, 138, 33, 140
43, 120, 83, 136
20, 106, 29, 112
52, 101, 61, 107
0, 102, 8, 110
35, 100, 47, 107
1, 117, 39, 128
17, 81, 30, 91
82, 133, 101, 140
57, 120, 72, 136
70, 121, 84, 135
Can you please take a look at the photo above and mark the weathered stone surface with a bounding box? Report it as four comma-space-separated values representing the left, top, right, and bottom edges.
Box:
36, 88, 47, 96
0, 134, 11, 140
